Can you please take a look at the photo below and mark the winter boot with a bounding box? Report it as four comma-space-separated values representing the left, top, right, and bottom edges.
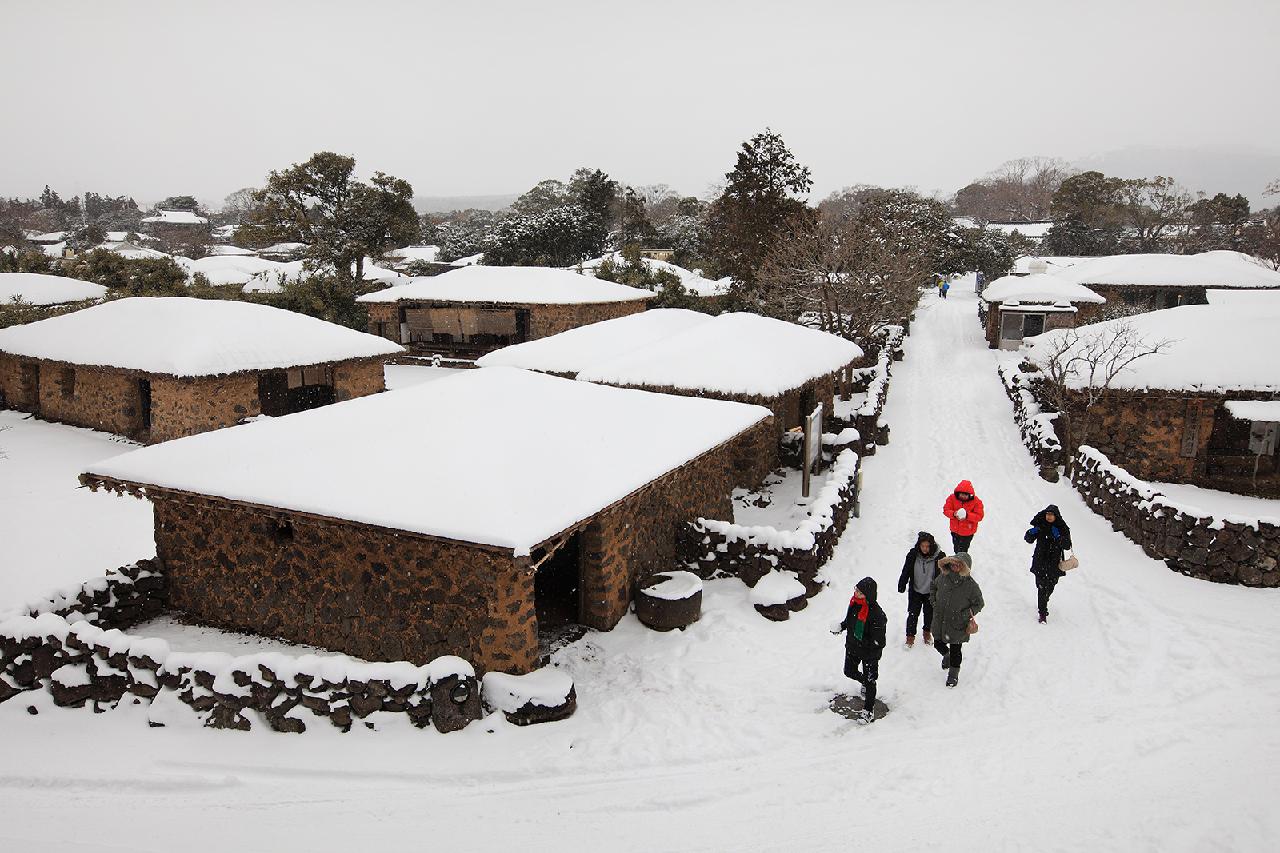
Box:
905, 635, 916, 648
1038, 612, 1047, 624
923, 631, 933, 645
946, 667, 959, 688
858, 708, 875, 724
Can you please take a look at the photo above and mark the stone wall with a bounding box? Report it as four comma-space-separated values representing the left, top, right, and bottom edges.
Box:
1, 559, 167, 628
149, 373, 260, 442
365, 302, 399, 343
333, 357, 386, 402
0, 355, 149, 437
1071, 447, 1280, 587
997, 362, 1064, 477
983, 305, 1082, 348
1061, 390, 1221, 483
146, 492, 538, 674
682, 450, 860, 595
578, 416, 775, 629
527, 300, 649, 340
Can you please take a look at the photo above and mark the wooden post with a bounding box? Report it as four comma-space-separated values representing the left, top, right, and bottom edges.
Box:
802, 402, 823, 499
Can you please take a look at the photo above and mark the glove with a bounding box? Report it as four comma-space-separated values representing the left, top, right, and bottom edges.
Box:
1051, 526, 1061, 539
898, 583, 907, 594
1026, 527, 1038, 538
955, 508, 967, 520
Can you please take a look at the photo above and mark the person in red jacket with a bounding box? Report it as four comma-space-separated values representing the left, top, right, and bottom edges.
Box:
942, 479, 984, 553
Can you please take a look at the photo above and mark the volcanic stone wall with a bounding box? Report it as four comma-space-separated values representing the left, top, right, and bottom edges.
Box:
333, 357, 386, 401
527, 300, 649, 339
148, 373, 261, 442
578, 416, 775, 629
150, 493, 538, 673
0, 355, 148, 436
1058, 390, 1220, 482
1072, 448, 1280, 587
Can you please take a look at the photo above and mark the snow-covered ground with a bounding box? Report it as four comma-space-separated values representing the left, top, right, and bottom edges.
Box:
2, 277, 1279, 851
383, 363, 463, 390
1147, 480, 1280, 523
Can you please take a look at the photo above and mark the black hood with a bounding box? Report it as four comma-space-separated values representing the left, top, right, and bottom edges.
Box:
1031, 504, 1066, 527
915, 531, 939, 556
855, 576, 878, 605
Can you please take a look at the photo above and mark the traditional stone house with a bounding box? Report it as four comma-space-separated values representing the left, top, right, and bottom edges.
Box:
139, 209, 210, 245
0, 272, 106, 309
81, 367, 775, 673
1051, 251, 1280, 318
357, 265, 654, 358
0, 297, 402, 442
1024, 300, 1280, 496
478, 310, 863, 456
980, 272, 1106, 349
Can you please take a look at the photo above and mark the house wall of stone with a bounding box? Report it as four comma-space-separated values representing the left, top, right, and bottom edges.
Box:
1058, 390, 1221, 482
983, 305, 1086, 348
578, 415, 775, 629
151, 493, 538, 674
36, 365, 146, 437
148, 373, 261, 443
365, 303, 400, 343
527, 300, 649, 340
332, 358, 386, 402
0, 354, 37, 412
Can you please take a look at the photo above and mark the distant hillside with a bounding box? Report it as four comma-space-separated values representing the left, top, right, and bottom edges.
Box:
1074, 146, 1280, 208
414, 194, 518, 214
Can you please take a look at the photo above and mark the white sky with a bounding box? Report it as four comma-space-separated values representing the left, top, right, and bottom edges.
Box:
3, 0, 1279, 206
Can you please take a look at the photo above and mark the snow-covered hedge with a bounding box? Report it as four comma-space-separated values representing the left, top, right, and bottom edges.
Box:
685, 450, 860, 593
1072, 447, 1280, 587
998, 361, 1063, 476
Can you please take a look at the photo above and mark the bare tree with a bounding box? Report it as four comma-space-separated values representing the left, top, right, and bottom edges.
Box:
755, 211, 930, 344
954, 156, 1073, 224
1029, 323, 1172, 474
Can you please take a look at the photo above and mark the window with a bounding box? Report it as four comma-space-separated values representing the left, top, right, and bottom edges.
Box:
59, 367, 75, 398
1022, 313, 1045, 338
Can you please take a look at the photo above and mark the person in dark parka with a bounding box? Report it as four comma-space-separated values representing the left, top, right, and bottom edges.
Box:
838, 577, 887, 720
930, 552, 984, 688
1025, 504, 1073, 623
898, 531, 945, 647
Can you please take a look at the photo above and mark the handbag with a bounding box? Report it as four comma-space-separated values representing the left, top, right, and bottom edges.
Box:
966, 616, 979, 635
1060, 552, 1080, 572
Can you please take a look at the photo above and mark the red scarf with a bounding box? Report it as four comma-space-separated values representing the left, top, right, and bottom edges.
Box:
850, 594, 869, 640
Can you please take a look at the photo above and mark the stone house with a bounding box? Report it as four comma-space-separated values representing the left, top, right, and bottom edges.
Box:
1050, 251, 1280, 319
1023, 300, 1280, 496
478, 309, 863, 455
81, 367, 775, 673
979, 271, 1106, 349
357, 265, 653, 358
139, 209, 210, 246
0, 272, 106, 310
0, 297, 402, 442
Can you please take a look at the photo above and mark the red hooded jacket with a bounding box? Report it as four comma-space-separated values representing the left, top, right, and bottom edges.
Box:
943, 479, 985, 536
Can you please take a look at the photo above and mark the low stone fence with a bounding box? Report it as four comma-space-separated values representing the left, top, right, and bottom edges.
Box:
0, 561, 574, 731
997, 361, 1063, 478
1072, 447, 1280, 587
682, 450, 860, 595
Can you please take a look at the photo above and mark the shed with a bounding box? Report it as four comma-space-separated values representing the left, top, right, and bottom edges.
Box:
0, 297, 402, 442
979, 272, 1106, 349
81, 367, 775, 672
357, 265, 654, 358
1052, 251, 1280, 316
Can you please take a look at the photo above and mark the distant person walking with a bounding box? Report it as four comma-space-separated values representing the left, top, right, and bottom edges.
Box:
938, 279, 950, 299
930, 553, 984, 688
837, 577, 887, 721
1025, 504, 1073, 623
942, 480, 984, 553
898, 531, 944, 648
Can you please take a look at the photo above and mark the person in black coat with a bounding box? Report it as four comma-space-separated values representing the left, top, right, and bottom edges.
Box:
837, 577, 887, 720
1025, 504, 1073, 623
897, 531, 945, 647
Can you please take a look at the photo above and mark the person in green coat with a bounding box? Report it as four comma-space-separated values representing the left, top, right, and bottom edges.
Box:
929, 552, 984, 688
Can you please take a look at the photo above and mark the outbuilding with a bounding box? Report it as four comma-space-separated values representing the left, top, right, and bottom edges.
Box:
357, 265, 654, 358
81, 367, 775, 672
979, 271, 1106, 349
0, 297, 402, 442
1024, 299, 1280, 496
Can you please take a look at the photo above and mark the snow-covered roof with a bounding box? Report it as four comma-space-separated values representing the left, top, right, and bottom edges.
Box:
0, 297, 402, 376
1224, 401, 1280, 423
477, 309, 714, 374
1205, 288, 1280, 307
26, 231, 68, 243
141, 210, 209, 226
450, 253, 484, 267
84, 367, 772, 555
574, 253, 731, 298
1025, 302, 1280, 393
40, 241, 67, 258
1054, 252, 1280, 290
210, 224, 237, 240
204, 245, 258, 257
356, 265, 655, 305
92, 241, 170, 261
180, 254, 296, 287
259, 242, 307, 254
987, 221, 1054, 240
575, 312, 864, 397
387, 245, 441, 263
982, 273, 1105, 305
1011, 256, 1087, 275
0, 272, 107, 306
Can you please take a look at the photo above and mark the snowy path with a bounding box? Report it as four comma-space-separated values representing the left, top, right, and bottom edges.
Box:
2, 279, 1279, 851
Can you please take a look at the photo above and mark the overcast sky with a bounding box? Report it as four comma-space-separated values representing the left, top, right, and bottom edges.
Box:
4, 0, 1279, 208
